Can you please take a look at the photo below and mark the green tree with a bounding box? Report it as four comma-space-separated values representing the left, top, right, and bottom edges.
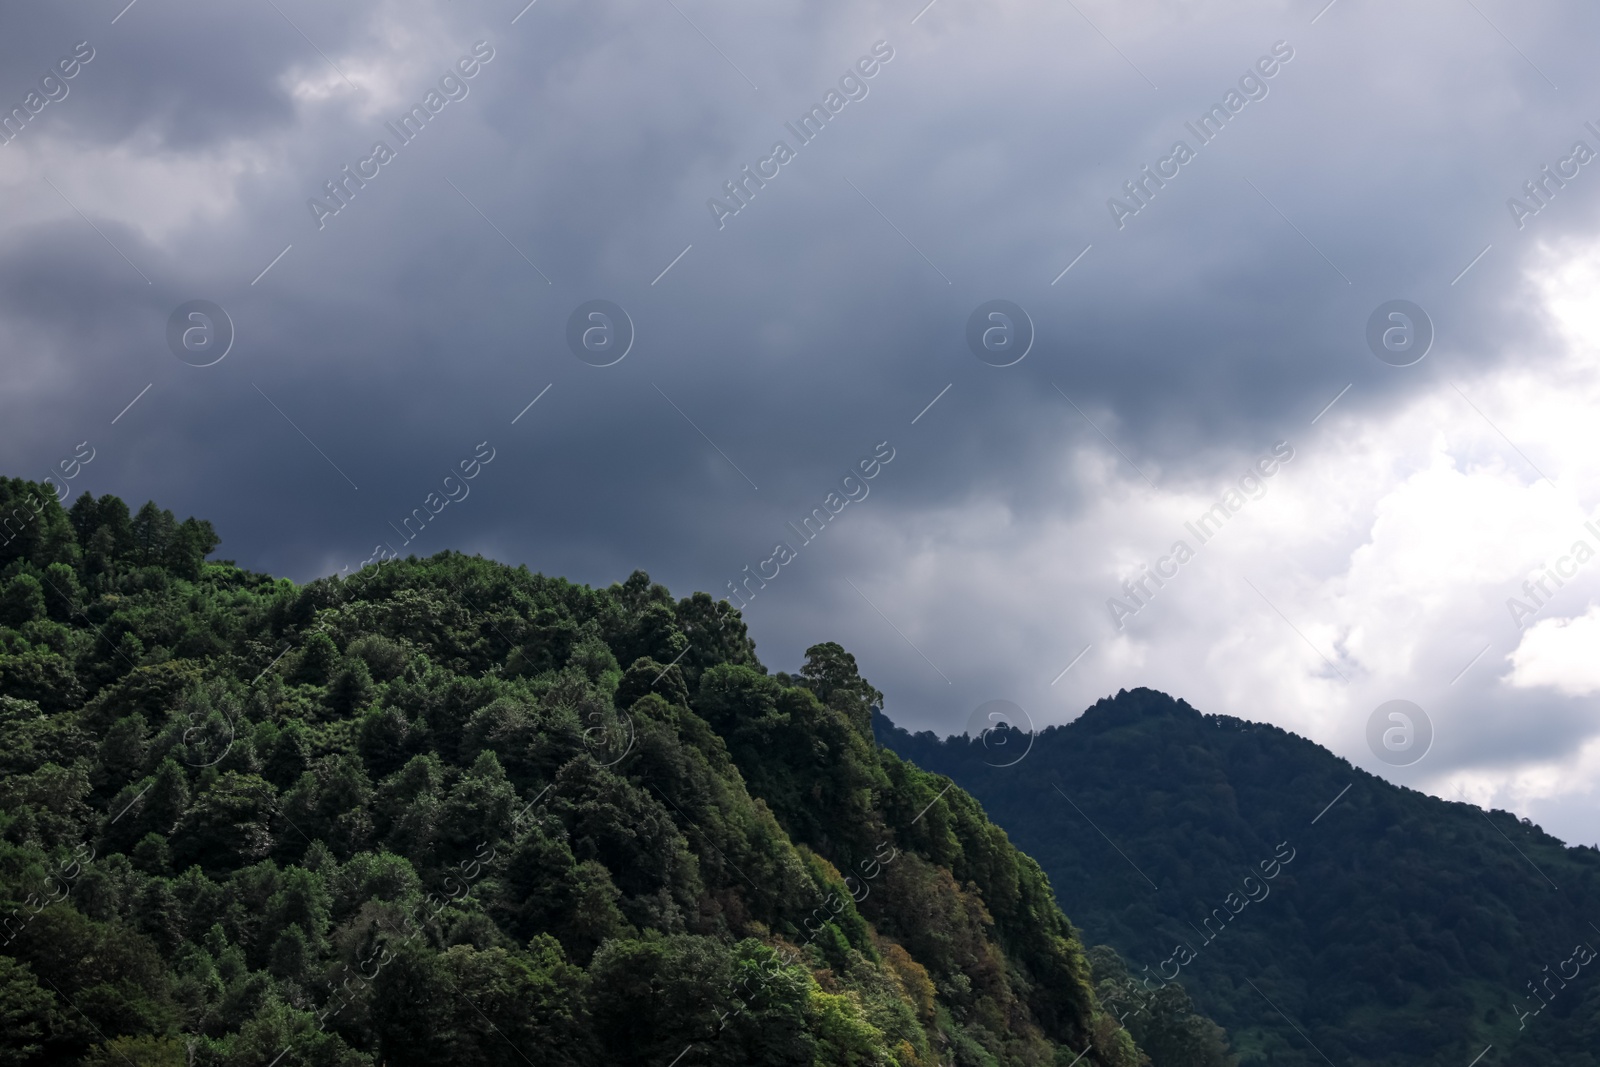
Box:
175, 772, 277, 870
796, 641, 883, 736
130, 501, 177, 568
0, 574, 46, 627
83, 1035, 191, 1067
0, 955, 54, 1066
297, 631, 339, 687
41, 561, 82, 621
1089, 946, 1236, 1067
328, 657, 376, 717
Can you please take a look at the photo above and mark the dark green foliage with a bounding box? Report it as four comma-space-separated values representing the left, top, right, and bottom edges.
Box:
0, 575, 46, 628
0, 479, 1186, 1066
1088, 945, 1235, 1067
0, 956, 53, 1065
879, 687, 1600, 1067
0, 479, 75, 572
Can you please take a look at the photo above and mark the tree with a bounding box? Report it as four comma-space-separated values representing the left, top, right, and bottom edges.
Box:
229, 995, 373, 1067
0, 955, 54, 1066
328, 658, 375, 717
1088, 946, 1237, 1067
166, 517, 220, 580
586, 935, 734, 1062
297, 632, 340, 687
0, 574, 45, 627
106, 758, 191, 852
130, 501, 177, 568
8, 906, 176, 1054
0, 478, 75, 569
797, 641, 883, 737
282, 756, 374, 861
437, 940, 591, 1066
175, 772, 278, 870
83, 1035, 190, 1067
42, 561, 82, 621
672, 590, 759, 692
266, 866, 333, 955
367, 941, 462, 1066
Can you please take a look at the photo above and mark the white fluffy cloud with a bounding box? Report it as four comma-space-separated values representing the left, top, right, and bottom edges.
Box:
809, 235, 1600, 845
1508, 605, 1600, 696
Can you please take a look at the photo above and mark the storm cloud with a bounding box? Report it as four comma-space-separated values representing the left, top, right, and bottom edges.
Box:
5, 0, 1600, 843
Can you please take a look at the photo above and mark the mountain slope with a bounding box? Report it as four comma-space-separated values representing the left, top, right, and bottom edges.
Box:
0, 477, 1224, 1067
877, 688, 1600, 1067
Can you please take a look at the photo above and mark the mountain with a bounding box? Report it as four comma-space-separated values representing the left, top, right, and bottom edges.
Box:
0, 476, 1231, 1067
877, 688, 1600, 1067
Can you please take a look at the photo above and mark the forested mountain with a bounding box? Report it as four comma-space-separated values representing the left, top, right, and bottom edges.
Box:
0, 476, 1231, 1067
878, 688, 1600, 1067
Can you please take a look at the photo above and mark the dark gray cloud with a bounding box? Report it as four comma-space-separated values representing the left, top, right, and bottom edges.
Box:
5, 0, 1600, 841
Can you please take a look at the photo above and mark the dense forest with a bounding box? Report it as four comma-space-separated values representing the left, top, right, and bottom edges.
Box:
0, 476, 1234, 1067
879, 689, 1600, 1067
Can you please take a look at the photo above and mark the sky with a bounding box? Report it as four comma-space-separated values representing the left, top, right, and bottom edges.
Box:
5, 0, 1600, 844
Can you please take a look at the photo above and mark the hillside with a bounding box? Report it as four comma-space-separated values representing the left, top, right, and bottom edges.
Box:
877, 688, 1600, 1067
0, 476, 1230, 1067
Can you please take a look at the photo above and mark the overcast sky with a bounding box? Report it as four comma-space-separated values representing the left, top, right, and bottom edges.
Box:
6, 0, 1600, 844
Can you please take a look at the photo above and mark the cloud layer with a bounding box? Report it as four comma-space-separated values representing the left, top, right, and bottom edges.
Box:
4, 0, 1600, 843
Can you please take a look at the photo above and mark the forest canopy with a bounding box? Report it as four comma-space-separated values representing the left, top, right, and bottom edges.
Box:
879, 689, 1600, 1067
0, 478, 1227, 1067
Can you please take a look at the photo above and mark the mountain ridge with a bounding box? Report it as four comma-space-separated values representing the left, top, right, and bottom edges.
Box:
0, 476, 1234, 1067
877, 687, 1600, 1066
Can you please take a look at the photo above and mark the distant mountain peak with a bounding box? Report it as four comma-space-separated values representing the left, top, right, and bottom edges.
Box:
878, 689, 1600, 1067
